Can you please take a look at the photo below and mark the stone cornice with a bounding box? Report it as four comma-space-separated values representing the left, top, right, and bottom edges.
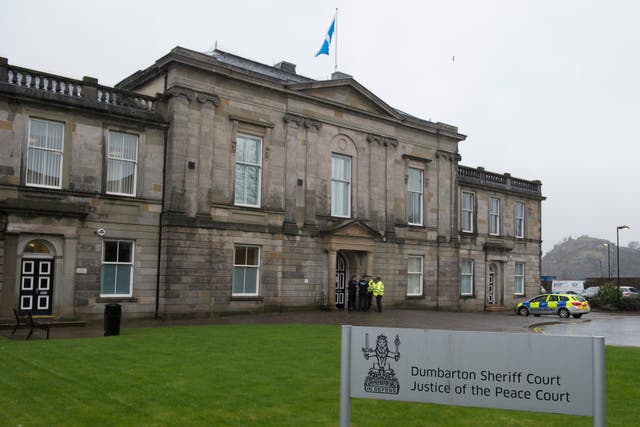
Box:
366, 133, 398, 147
165, 87, 220, 106
283, 113, 322, 131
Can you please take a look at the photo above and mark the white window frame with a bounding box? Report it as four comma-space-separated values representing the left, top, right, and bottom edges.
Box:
515, 262, 525, 295
407, 168, 423, 226
100, 240, 134, 297
26, 118, 64, 189
232, 245, 261, 296
489, 197, 501, 236
460, 259, 474, 296
461, 192, 474, 233
107, 131, 138, 196
514, 202, 525, 239
407, 256, 423, 296
331, 153, 351, 218
234, 133, 263, 208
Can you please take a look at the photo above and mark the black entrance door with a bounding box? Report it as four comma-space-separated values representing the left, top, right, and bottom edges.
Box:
335, 253, 346, 309
19, 259, 54, 315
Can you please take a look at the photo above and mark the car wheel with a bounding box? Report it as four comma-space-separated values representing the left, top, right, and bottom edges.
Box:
558, 308, 570, 319
518, 307, 529, 317
533, 314, 540, 317
573, 314, 582, 319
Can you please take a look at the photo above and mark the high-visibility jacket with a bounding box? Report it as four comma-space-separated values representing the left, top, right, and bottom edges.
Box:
367, 279, 374, 293
372, 280, 384, 296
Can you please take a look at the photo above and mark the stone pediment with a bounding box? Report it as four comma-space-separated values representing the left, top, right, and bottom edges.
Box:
320, 220, 382, 239
286, 79, 403, 120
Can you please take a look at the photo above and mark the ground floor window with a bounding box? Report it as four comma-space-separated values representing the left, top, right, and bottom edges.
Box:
407, 256, 423, 296
101, 240, 134, 296
233, 245, 260, 296
460, 259, 474, 295
515, 262, 525, 295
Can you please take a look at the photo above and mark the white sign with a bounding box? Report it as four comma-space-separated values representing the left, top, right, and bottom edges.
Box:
340, 326, 605, 427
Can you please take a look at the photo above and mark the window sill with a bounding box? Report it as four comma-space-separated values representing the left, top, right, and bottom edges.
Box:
460, 294, 475, 299
407, 295, 425, 299
230, 296, 263, 302
97, 297, 137, 303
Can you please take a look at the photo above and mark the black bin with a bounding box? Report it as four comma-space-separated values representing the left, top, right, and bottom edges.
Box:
104, 303, 122, 336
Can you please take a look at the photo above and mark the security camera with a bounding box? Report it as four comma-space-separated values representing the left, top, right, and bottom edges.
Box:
96, 228, 106, 237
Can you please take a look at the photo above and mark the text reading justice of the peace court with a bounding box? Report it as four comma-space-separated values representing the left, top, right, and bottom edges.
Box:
409, 367, 571, 403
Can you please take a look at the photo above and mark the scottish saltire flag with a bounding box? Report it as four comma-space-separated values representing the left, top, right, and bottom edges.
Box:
315, 15, 336, 57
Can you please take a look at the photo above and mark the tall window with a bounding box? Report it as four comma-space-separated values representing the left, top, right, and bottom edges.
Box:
107, 131, 138, 196
407, 256, 423, 296
26, 118, 64, 188
460, 259, 474, 295
407, 168, 423, 226
101, 241, 134, 296
235, 134, 262, 207
233, 245, 260, 296
489, 197, 500, 235
331, 154, 351, 217
461, 192, 474, 232
515, 262, 525, 295
514, 202, 525, 238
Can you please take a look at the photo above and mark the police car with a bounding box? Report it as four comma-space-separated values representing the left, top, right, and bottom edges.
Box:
516, 293, 590, 319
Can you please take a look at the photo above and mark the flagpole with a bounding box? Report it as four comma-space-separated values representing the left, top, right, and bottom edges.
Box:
335, 8, 338, 72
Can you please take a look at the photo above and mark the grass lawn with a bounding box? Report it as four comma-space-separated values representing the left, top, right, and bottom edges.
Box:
0, 324, 637, 426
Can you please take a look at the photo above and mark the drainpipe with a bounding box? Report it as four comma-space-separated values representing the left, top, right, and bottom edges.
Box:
154, 127, 168, 319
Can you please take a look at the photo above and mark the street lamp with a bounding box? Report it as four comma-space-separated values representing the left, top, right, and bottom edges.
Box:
616, 225, 630, 304
603, 243, 611, 278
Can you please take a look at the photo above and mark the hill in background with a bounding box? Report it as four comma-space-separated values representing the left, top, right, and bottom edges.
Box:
542, 235, 640, 280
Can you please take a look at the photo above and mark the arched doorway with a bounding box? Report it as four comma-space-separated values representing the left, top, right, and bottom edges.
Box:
19, 240, 54, 315
335, 253, 347, 309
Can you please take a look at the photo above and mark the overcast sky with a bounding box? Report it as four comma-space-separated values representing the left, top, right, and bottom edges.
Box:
2, 0, 639, 253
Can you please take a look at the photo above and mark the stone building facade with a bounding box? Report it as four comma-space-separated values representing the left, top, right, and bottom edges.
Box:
0, 48, 544, 320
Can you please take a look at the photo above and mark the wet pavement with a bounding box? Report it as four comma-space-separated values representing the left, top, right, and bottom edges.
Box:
5, 308, 638, 345
3, 308, 548, 341
538, 312, 640, 347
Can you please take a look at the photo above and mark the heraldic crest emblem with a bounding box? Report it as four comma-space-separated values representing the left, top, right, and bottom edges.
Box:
361, 332, 400, 394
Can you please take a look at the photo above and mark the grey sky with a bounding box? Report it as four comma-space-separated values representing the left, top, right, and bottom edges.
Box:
2, 0, 638, 253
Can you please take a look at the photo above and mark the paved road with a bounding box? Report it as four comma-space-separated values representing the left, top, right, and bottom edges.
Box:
5, 309, 547, 340
538, 312, 640, 347
9, 308, 636, 345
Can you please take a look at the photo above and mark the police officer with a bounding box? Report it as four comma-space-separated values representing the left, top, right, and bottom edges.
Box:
366, 275, 374, 311
358, 274, 369, 311
373, 275, 384, 312
347, 274, 358, 311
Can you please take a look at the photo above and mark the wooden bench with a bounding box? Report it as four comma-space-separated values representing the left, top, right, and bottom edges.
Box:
26, 312, 49, 340
9, 308, 86, 340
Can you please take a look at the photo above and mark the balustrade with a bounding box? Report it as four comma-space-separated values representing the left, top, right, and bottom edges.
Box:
458, 165, 541, 195
4, 65, 155, 113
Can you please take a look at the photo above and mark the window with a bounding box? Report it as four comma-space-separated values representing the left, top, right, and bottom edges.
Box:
515, 262, 525, 295
489, 197, 500, 235
460, 259, 474, 295
101, 241, 134, 296
107, 131, 138, 196
407, 256, 423, 296
514, 202, 525, 238
461, 192, 474, 232
235, 134, 262, 207
26, 118, 64, 188
407, 168, 423, 225
232, 245, 260, 296
331, 154, 351, 217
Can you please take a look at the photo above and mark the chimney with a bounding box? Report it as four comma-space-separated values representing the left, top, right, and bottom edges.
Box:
275, 61, 296, 74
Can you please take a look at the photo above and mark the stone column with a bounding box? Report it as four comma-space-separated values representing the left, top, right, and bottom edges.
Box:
197, 95, 220, 216
165, 89, 194, 213
305, 119, 322, 227
327, 250, 337, 310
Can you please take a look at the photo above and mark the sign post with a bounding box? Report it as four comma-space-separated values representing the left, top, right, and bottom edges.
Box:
339, 326, 605, 427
